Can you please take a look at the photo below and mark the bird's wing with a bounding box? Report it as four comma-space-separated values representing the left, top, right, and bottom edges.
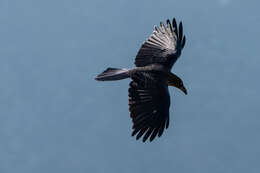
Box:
128, 72, 170, 142
135, 18, 186, 68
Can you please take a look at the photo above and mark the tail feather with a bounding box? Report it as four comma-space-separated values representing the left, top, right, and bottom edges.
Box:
95, 68, 130, 81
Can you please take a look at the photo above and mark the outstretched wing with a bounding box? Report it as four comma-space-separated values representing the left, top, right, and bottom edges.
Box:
128, 72, 171, 142
135, 18, 186, 68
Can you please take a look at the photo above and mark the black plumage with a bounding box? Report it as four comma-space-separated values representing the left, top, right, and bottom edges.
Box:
95, 18, 187, 142
128, 72, 170, 142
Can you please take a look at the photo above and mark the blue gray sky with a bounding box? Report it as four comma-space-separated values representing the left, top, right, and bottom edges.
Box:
0, 0, 259, 172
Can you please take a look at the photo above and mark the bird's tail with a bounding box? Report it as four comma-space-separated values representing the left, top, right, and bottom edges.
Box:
95, 67, 130, 81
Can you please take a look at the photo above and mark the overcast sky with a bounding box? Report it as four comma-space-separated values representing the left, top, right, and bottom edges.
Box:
0, 0, 259, 173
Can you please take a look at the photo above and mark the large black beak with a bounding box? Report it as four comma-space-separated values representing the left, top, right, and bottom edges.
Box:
179, 86, 187, 95
167, 82, 187, 95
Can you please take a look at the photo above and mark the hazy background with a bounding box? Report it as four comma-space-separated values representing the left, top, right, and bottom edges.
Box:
0, 0, 259, 172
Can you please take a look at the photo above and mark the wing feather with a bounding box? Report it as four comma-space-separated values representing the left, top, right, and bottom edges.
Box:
128, 72, 171, 142
134, 18, 186, 68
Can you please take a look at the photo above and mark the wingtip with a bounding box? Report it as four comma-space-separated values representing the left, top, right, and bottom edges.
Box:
154, 25, 160, 32
131, 130, 137, 136
142, 137, 148, 143
182, 35, 186, 48
166, 19, 173, 33
179, 21, 183, 30
179, 21, 183, 41
172, 18, 178, 36
172, 18, 177, 26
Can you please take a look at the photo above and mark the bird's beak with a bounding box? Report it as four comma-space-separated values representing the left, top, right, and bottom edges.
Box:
167, 82, 187, 95
179, 86, 187, 95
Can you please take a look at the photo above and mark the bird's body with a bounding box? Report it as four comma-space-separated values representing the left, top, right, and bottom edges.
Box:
95, 18, 187, 142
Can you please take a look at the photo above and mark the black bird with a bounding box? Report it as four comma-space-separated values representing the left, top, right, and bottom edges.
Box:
95, 18, 187, 142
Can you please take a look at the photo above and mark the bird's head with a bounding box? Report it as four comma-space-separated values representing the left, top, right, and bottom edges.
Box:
167, 73, 187, 95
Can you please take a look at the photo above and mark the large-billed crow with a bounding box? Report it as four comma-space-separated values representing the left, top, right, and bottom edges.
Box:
95, 18, 187, 142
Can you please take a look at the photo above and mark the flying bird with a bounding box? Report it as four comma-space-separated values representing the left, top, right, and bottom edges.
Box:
95, 18, 187, 142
